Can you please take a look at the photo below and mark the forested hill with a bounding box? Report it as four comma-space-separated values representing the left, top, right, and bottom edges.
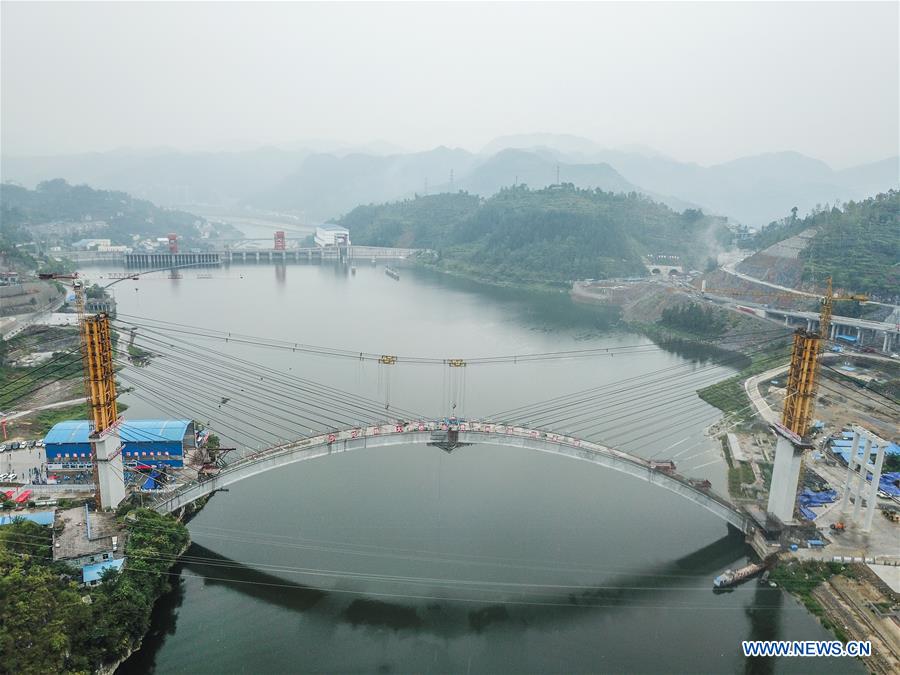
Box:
340, 186, 731, 285
744, 190, 899, 299
0, 179, 204, 245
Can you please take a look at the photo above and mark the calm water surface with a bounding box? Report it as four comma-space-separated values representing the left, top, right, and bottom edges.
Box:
76, 261, 858, 674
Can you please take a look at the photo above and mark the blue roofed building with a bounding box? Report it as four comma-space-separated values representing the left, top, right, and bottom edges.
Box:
82, 557, 125, 586
828, 433, 900, 466
0, 510, 56, 526
44, 419, 196, 470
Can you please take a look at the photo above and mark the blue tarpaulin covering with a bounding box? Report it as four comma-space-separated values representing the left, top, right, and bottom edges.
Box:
141, 469, 161, 491
880, 472, 900, 498
797, 489, 837, 520
799, 506, 817, 521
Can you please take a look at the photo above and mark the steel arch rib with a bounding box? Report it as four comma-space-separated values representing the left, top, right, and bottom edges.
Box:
151, 421, 751, 533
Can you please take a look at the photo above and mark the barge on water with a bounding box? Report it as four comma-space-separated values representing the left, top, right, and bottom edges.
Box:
385, 267, 400, 280
713, 562, 764, 589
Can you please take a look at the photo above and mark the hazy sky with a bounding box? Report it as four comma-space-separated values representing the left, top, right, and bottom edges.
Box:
2, 2, 897, 167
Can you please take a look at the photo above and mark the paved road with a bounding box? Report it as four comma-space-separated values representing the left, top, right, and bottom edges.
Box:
1, 295, 66, 341
721, 259, 819, 298
2, 397, 88, 422
721, 259, 899, 313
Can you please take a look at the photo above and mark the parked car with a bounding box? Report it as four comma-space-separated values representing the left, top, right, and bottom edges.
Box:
35, 440, 45, 447
0, 474, 9, 481
26, 440, 36, 448
7, 473, 17, 481
0, 444, 7, 452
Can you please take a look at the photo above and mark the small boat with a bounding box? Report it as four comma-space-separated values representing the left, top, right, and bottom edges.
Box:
385, 267, 400, 280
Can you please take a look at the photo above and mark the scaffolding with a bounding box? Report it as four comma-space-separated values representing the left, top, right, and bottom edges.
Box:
781, 329, 819, 437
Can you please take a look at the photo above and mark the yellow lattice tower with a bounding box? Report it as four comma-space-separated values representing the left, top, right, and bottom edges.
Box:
781, 329, 819, 437
82, 313, 118, 509
82, 314, 118, 432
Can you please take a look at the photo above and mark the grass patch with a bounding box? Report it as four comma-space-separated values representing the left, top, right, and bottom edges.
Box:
721, 435, 756, 498
759, 462, 773, 491
31, 403, 90, 435
770, 560, 852, 642
698, 342, 791, 428
0, 351, 84, 409
727, 462, 756, 498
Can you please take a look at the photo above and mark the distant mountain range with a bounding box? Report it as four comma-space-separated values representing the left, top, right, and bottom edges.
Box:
2, 134, 896, 226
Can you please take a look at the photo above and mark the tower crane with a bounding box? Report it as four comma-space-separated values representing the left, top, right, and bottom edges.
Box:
817, 276, 869, 352
697, 276, 868, 437
698, 276, 868, 351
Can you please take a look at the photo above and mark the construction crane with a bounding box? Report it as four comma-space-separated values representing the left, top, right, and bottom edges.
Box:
818, 276, 869, 352
698, 277, 867, 349
697, 276, 868, 437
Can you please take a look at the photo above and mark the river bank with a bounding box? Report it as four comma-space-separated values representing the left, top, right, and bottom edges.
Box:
0, 506, 188, 674
772, 559, 900, 674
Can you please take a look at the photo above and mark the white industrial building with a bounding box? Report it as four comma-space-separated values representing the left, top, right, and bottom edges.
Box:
314, 225, 350, 248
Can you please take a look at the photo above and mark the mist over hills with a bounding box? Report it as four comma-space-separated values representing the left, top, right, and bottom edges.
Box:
2, 134, 896, 226
487, 133, 899, 227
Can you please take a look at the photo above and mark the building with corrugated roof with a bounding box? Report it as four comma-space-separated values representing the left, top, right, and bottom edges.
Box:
44, 419, 195, 470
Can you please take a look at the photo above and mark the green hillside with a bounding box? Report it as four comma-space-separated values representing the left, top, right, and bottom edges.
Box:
750, 190, 899, 298
0, 179, 205, 246
340, 186, 731, 286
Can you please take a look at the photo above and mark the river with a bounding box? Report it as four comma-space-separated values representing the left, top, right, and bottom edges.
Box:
75, 260, 857, 674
